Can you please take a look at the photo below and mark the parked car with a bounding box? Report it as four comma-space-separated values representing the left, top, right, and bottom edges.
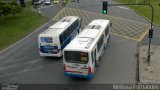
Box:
33, 0, 44, 5
53, 0, 59, 4
45, 0, 51, 5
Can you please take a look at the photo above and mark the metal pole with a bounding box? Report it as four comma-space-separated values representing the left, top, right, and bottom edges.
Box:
147, 38, 151, 64
147, 4, 154, 64
108, 3, 154, 65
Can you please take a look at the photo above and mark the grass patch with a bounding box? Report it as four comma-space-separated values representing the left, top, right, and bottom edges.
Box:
114, 0, 160, 25
64, 0, 69, 6
0, 2, 48, 51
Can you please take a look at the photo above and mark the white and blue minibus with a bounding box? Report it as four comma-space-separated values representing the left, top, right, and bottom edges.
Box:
38, 16, 82, 57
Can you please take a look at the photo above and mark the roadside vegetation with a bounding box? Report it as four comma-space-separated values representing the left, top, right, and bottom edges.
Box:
63, 0, 69, 6
114, 0, 160, 25
65, 0, 69, 4
0, 0, 48, 51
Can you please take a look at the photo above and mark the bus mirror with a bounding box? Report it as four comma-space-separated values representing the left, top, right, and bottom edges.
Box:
45, 26, 49, 29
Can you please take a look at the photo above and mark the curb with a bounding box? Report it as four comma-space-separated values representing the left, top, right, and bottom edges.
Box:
0, 20, 53, 54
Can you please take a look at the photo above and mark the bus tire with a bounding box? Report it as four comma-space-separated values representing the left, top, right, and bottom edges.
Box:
96, 62, 99, 68
95, 59, 99, 68
104, 44, 106, 49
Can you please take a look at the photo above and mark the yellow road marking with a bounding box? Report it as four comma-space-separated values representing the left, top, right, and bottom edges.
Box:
53, 7, 66, 20
53, 7, 150, 42
138, 27, 150, 41
111, 32, 139, 42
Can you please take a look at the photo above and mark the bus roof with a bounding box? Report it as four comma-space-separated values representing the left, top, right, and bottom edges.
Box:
39, 16, 79, 37
64, 19, 110, 52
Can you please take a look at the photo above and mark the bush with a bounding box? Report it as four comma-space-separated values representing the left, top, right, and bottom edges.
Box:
0, 0, 22, 17
9, 2, 22, 16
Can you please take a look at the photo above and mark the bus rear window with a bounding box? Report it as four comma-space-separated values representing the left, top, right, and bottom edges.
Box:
64, 51, 88, 64
41, 37, 52, 43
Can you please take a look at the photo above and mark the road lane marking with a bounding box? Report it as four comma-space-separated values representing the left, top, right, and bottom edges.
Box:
138, 27, 150, 41
53, 7, 150, 41
0, 59, 40, 71
0, 62, 60, 78
117, 6, 129, 10
53, 7, 66, 20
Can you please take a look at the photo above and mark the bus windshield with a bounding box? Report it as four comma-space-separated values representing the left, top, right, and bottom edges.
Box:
41, 37, 52, 43
64, 51, 88, 64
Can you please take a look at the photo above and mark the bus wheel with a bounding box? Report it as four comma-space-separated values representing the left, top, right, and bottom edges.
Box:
95, 60, 99, 68
96, 62, 99, 68
104, 44, 107, 49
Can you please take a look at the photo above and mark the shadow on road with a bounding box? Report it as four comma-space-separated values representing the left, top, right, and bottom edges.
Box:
42, 56, 63, 61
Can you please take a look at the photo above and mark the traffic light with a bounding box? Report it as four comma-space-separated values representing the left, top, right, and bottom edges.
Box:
149, 29, 153, 38
103, 1, 108, 14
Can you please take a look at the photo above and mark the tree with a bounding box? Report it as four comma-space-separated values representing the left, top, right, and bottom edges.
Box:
2, 3, 11, 16
0, 2, 3, 16
0, 0, 22, 17
9, 1, 22, 16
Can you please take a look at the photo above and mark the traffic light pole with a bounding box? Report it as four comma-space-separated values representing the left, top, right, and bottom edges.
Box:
108, 3, 154, 64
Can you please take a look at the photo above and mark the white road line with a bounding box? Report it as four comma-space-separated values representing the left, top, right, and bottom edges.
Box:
40, 5, 55, 9
0, 59, 40, 71
117, 6, 129, 10
0, 64, 17, 71
0, 63, 59, 78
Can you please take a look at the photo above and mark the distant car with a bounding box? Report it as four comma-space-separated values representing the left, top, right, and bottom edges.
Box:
45, 0, 51, 5
53, 0, 59, 4
33, 0, 44, 5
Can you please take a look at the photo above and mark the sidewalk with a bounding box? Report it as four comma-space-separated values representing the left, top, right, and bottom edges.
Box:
139, 45, 160, 84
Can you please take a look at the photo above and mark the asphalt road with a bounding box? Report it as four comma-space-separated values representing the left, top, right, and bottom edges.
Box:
1, 0, 158, 90
68, 0, 149, 24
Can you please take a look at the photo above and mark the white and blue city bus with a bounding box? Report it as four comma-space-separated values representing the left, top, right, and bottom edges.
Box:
63, 19, 110, 79
38, 16, 82, 57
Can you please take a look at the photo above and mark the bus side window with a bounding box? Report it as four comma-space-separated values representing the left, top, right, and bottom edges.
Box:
94, 49, 96, 61
92, 51, 94, 64
71, 23, 74, 31
60, 34, 63, 44
68, 26, 72, 35
74, 20, 77, 30
75, 20, 78, 28
97, 35, 104, 52
105, 26, 109, 37
94, 49, 97, 67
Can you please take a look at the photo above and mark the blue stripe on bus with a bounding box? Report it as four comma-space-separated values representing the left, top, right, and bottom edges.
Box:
40, 27, 80, 54
61, 27, 80, 50
40, 46, 58, 54
64, 72, 94, 79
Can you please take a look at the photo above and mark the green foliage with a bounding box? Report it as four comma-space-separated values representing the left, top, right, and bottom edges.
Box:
0, 0, 22, 17
9, 2, 22, 16
115, 0, 160, 25
0, 1, 48, 50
